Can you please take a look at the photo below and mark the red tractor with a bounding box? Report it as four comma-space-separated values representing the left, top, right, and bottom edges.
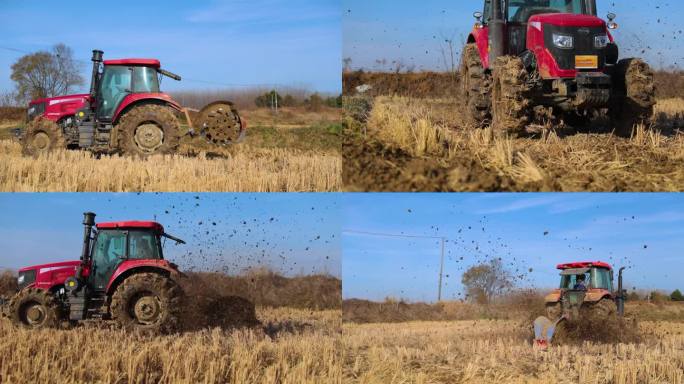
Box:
2, 212, 186, 333
461, 0, 655, 135
23, 50, 245, 156
534, 261, 626, 346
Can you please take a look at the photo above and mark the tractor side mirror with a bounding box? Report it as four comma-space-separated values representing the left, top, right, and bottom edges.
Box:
473, 11, 484, 29
606, 13, 618, 30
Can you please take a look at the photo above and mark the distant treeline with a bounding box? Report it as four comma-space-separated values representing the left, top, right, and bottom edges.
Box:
171, 88, 342, 110
343, 69, 684, 99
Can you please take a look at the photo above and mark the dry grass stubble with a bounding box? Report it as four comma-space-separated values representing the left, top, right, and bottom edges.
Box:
0, 140, 340, 192
0, 307, 341, 384
343, 319, 684, 384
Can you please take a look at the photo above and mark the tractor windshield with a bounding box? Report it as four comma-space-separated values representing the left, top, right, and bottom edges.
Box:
131, 66, 160, 94
507, 0, 589, 22
97, 66, 160, 120
92, 230, 126, 290
128, 230, 162, 260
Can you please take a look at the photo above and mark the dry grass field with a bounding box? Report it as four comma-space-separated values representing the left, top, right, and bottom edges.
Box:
0, 307, 341, 384
344, 96, 684, 191
343, 318, 684, 384
0, 107, 341, 192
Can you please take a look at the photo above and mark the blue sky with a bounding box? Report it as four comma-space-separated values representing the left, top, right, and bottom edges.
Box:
343, 0, 684, 71
0, 0, 341, 93
343, 193, 684, 302
0, 193, 341, 277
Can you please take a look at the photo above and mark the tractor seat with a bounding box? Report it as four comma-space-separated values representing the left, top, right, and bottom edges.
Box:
511, 7, 559, 23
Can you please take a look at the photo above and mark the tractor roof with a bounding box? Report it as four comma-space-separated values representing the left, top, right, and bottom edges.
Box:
103, 59, 160, 68
557, 261, 612, 270
97, 221, 164, 232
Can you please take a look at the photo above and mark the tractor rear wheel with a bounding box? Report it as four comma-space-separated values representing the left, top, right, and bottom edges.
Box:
459, 43, 491, 128
117, 104, 181, 156
22, 117, 67, 156
8, 288, 62, 329
490, 56, 531, 135
609, 58, 655, 136
110, 273, 183, 333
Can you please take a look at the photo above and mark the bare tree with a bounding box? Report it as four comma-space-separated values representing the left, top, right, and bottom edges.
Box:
343, 57, 353, 73
0, 90, 20, 107
10, 43, 84, 104
461, 259, 513, 304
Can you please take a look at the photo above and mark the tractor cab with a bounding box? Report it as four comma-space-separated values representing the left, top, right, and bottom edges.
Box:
96, 59, 163, 121
87, 220, 184, 292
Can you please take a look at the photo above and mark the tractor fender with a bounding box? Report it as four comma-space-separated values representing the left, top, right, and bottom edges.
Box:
112, 93, 183, 124
469, 26, 490, 69
583, 289, 612, 303
105, 261, 181, 296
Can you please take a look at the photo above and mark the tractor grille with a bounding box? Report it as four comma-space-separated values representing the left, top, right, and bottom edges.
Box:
544, 24, 608, 71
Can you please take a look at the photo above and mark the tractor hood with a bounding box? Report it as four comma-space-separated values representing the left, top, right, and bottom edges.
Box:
18, 261, 80, 291
28, 94, 91, 123
529, 13, 605, 28
29, 94, 90, 107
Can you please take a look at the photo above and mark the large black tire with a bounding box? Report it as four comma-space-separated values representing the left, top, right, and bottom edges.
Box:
117, 104, 181, 156
610, 58, 656, 136
491, 56, 531, 135
110, 273, 183, 333
8, 288, 62, 329
22, 117, 67, 156
459, 43, 491, 128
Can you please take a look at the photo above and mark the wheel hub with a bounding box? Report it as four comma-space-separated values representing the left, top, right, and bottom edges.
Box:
33, 132, 50, 151
25, 303, 46, 326
133, 295, 162, 324
134, 123, 164, 153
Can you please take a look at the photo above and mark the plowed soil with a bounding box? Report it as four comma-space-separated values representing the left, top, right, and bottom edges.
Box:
343, 96, 684, 192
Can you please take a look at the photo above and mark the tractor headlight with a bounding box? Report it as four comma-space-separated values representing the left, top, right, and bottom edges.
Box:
552, 33, 574, 49
16, 270, 36, 290
594, 35, 610, 48
17, 275, 24, 284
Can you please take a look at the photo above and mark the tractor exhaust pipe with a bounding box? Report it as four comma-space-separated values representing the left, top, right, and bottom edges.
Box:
489, 0, 505, 64
617, 266, 626, 316
90, 50, 103, 99
81, 212, 96, 264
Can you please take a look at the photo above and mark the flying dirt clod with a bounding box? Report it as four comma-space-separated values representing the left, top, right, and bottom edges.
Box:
0, 212, 257, 333
22, 50, 246, 157
461, 0, 655, 135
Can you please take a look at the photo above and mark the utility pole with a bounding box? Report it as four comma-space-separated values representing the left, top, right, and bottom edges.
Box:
437, 237, 445, 301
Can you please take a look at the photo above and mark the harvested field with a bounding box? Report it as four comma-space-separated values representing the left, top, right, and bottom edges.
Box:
344, 96, 684, 191
0, 307, 341, 384
343, 318, 684, 384
0, 107, 341, 192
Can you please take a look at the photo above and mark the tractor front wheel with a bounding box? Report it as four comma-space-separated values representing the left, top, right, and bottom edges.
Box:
117, 105, 181, 156
609, 58, 656, 136
22, 117, 67, 156
459, 43, 491, 128
8, 288, 63, 329
587, 298, 617, 319
110, 273, 183, 333
490, 56, 531, 135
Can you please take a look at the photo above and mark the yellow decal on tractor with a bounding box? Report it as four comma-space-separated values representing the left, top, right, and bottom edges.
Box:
575, 55, 598, 69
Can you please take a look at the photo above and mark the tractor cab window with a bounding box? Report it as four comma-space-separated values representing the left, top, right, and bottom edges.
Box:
97, 66, 132, 120
590, 268, 613, 290
128, 230, 162, 260
560, 273, 589, 290
91, 230, 126, 290
131, 66, 160, 94
508, 0, 587, 23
